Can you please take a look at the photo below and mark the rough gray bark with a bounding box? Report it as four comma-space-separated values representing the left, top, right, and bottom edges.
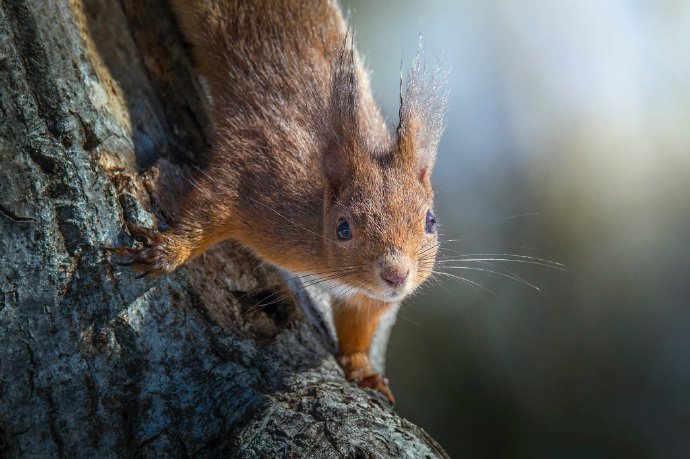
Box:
0, 0, 448, 457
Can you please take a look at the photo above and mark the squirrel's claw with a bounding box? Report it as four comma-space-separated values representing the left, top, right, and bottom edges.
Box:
107, 224, 183, 277
126, 222, 165, 246
359, 374, 395, 404
337, 352, 396, 404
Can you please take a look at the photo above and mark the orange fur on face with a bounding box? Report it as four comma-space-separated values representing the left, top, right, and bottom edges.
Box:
118, 0, 447, 402
321, 152, 438, 303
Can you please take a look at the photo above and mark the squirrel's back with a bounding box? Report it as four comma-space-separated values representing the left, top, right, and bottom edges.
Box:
169, 0, 388, 152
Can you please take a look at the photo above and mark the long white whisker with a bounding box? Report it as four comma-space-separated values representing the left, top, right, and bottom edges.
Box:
439, 253, 565, 268
429, 270, 495, 296
441, 266, 541, 291
437, 258, 566, 271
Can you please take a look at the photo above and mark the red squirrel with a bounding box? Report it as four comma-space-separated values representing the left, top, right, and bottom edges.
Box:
112, 0, 447, 402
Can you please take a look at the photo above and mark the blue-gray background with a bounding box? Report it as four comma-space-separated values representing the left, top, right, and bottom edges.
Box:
344, 1, 690, 457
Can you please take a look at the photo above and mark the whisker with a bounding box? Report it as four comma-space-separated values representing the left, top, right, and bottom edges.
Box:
286, 267, 364, 284
449, 260, 537, 290
438, 253, 565, 269
245, 196, 347, 249
310, 276, 363, 300
428, 270, 496, 296
448, 212, 541, 238
439, 266, 541, 291
299, 274, 360, 291
437, 258, 565, 271
233, 267, 361, 307
449, 252, 564, 265
242, 271, 364, 317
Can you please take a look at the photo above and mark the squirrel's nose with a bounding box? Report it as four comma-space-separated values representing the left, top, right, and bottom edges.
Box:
380, 268, 409, 288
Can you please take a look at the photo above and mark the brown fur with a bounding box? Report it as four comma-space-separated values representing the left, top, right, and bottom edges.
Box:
113, 0, 447, 402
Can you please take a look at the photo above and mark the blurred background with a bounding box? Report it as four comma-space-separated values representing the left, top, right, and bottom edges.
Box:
344, 1, 690, 457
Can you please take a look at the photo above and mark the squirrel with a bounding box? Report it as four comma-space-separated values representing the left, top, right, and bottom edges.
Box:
112, 0, 447, 403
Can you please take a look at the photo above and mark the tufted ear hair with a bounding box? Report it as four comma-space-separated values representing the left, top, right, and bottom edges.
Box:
322, 30, 365, 192
395, 45, 448, 183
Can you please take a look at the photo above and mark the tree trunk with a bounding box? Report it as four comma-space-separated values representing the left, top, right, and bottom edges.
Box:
0, 0, 448, 457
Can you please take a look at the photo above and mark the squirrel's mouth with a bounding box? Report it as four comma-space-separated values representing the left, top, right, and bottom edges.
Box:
292, 273, 410, 303
361, 287, 408, 303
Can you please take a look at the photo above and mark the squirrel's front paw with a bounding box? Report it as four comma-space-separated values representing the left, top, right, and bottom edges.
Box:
337, 352, 396, 404
107, 223, 188, 278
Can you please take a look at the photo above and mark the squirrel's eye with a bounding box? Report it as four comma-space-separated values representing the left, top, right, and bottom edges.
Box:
336, 218, 353, 241
425, 209, 437, 234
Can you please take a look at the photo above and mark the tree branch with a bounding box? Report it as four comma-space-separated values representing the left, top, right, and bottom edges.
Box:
0, 1, 448, 457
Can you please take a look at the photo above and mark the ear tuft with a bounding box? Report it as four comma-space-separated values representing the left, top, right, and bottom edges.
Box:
396, 40, 448, 182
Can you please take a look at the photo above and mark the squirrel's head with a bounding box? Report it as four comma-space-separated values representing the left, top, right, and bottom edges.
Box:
320, 45, 447, 302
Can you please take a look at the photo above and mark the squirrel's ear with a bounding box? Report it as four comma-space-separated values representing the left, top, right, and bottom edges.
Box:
323, 34, 363, 192
396, 53, 448, 183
